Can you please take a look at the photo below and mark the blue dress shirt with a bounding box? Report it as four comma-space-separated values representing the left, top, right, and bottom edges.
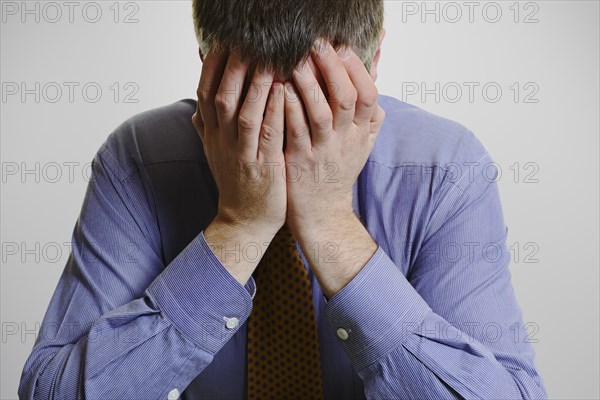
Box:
18, 95, 548, 399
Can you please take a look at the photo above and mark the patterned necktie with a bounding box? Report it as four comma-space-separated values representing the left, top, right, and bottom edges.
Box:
246, 223, 325, 399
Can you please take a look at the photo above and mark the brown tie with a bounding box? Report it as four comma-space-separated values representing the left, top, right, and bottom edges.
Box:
246, 223, 325, 399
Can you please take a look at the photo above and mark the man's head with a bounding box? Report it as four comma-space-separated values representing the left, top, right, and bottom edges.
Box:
192, 0, 384, 80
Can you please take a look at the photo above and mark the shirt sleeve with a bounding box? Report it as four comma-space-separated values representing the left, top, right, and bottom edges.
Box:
18, 142, 256, 400
322, 154, 548, 399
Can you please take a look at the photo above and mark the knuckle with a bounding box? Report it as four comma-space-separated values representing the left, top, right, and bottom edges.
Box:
197, 82, 216, 105
192, 115, 205, 140
238, 113, 258, 132
225, 57, 243, 74
339, 90, 358, 112
313, 113, 333, 130
214, 95, 235, 114
258, 126, 281, 157
197, 87, 212, 106
290, 125, 310, 140
376, 106, 386, 122
191, 112, 202, 128
258, 139, 274, 157
358, 89, 379, 109
260, 124, 279, 143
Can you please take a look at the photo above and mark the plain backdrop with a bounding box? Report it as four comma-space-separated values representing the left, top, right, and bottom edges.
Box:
1, 1, 599, 399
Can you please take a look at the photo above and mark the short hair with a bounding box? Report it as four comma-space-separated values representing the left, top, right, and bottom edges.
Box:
192, 0, 384, 77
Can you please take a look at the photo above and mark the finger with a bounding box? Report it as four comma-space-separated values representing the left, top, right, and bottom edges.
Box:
310, 40, 357, 131
196, 49, 228, 132
258, 82, 285, 160
192, 96, 205, 142
339, 50, 379, 125
215, 52, 250, 142
237, 67, 275, 158
292, 56, 333, 146
369, 105, 386, 143
284, 82, 311, 154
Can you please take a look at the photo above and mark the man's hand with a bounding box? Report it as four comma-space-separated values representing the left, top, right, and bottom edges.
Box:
192, 50, 286, 285
283, 41, 385, 298
284, 41, 385, 234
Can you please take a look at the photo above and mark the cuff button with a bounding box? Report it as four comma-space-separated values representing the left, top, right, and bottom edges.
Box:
225, 317, 240, 329
336, 327, 349, 340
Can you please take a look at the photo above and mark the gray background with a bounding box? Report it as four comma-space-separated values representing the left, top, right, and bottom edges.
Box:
1, 1, 598, 399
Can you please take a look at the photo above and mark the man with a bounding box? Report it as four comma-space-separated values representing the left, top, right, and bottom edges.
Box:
19, 0, 548, 399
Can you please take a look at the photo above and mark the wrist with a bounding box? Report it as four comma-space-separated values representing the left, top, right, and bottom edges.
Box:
290, 212, 359, 255
291, 210, 378, 299
204, 216, 278, 286
289, 204, 356, 237
214, 209, 283, 240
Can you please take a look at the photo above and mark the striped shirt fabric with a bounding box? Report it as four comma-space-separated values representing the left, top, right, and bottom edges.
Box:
18, 95, 548, 399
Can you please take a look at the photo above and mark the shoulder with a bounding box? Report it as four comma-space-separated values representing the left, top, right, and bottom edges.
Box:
361, 96, 504, 269
98, 98, 202, 178
373, 94, 490, 180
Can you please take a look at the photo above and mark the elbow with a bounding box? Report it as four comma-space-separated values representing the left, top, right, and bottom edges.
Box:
18, 345, 64, 400
18, 355, 39, 400
508, 368, 549, 400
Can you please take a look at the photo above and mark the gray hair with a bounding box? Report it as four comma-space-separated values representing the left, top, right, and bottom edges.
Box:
192, 0, 384, 76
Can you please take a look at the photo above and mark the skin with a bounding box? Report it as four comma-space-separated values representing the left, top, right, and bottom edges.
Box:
195, 32, 387, 300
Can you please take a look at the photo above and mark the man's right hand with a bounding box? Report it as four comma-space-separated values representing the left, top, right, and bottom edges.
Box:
192, 50, 286, 285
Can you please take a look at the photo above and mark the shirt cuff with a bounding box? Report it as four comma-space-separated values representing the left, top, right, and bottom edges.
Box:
323, 246, 432, 371
148, 231, 255, 354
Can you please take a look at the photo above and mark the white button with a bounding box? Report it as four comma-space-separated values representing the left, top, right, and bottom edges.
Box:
225, 317, 239, 329
336, 327, 349, 340
167, 388, 179, 400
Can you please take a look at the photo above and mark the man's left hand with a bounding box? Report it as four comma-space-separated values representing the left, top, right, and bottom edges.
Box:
282, 40, 385, 298
283, 40, 385, 235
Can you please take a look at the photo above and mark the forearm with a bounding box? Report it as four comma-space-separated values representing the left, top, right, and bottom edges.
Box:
292, 211, 377, 300
20, 296, 206, 400
204, 216, 277, 286
20, 231, 257, 400
316, 243, 546, 399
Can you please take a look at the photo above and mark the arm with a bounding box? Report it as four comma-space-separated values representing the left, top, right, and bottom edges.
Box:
19, 49, 287, 399
316, 162, 547, 399
284, 41, 547, 399
18, 144, 256, 400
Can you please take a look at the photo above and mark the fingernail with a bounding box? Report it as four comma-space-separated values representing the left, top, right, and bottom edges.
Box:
294, 60, 309, 75
272, 82, 283, 95
284, 82, 299, 101
312, 38, 329, 56
284, 82, 294, 94
337, 46, 352, 60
